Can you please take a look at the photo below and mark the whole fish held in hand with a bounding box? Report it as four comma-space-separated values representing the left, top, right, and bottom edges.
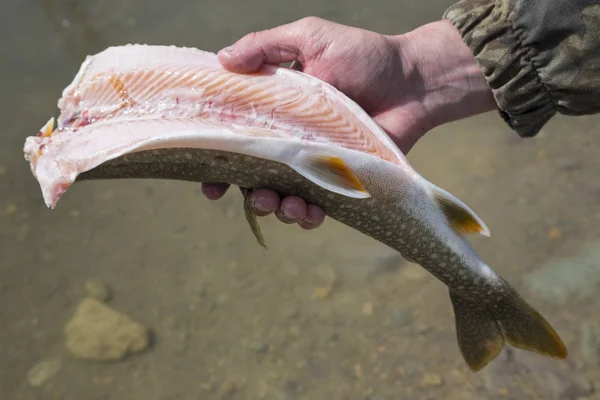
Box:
23, 44, 567, 371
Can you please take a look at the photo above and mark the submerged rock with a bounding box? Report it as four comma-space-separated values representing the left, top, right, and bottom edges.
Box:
420, 372, 443, 387
65, 297, 150, 361
83, 279, 112, 302
27, 358, 62, 387
523, 239, 600, 305
580, 320, 600, 365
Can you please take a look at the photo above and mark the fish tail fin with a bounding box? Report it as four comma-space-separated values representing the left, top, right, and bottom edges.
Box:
449, 278, 567, 372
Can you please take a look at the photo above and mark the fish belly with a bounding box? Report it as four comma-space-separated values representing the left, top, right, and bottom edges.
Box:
78, 146, 418, 248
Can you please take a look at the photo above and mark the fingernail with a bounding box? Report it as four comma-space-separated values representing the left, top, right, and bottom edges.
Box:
220, 46, 236, 57
301, 214, 313, 226
253, 197, 270, 213
276, 208, 294, 224
281, 206, 295, 221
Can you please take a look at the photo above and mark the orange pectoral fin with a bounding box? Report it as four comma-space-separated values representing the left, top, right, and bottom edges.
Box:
312, 155, 367, 193
293, 153, 370, 199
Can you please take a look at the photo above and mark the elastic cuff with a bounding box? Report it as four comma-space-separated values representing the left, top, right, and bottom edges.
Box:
443, 0, 555, 137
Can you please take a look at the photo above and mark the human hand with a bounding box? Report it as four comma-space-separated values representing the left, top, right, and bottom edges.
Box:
202, 17, 496, 229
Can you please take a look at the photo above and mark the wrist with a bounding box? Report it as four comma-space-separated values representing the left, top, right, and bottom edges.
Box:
392, 20, 497, 131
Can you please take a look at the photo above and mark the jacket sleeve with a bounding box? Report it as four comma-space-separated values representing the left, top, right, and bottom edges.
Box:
443, 0, 600, 137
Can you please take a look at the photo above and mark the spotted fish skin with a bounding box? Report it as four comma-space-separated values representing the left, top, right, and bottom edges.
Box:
23, 44, 567, 372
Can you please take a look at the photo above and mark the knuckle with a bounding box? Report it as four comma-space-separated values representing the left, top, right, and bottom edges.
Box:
301, 16, 321, 24
298, 16, 326, 31
245, 31, 260, 41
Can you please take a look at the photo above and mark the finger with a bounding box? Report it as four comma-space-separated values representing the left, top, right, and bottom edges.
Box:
217, 18, 318, 73
202, 183, 230, 200
298, 204, 325, 230
248, 188, 281, 216
218, 31, 299, 73
275, 195, 307, 224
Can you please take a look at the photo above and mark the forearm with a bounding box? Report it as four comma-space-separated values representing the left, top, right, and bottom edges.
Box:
392, 20, 497, 131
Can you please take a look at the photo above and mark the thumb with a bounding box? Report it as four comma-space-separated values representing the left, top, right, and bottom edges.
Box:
217, 20, 311, 73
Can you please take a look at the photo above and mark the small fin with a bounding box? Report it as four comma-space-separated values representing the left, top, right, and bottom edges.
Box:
449, 279, 567, 372
430, 184, 490, 237
293, 152, 370, 199
239, 187, 268, 250
39, 117, 55, 137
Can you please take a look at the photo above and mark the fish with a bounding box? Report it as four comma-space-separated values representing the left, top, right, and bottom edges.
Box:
23, 44, 567, 371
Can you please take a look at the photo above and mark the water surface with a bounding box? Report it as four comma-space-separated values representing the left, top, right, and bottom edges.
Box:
2, 0, 600, 399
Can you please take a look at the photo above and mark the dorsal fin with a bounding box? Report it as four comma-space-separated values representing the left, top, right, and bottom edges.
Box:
430, 184, 490, 238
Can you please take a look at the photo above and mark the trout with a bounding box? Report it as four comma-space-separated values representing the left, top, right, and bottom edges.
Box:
23, 44, 567, 371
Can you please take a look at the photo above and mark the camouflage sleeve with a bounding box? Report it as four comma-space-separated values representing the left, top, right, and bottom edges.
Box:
443, 0, 600, 137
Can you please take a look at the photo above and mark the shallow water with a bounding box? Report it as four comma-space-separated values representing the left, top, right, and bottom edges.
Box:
2, 0, 600, 399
